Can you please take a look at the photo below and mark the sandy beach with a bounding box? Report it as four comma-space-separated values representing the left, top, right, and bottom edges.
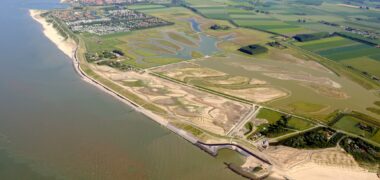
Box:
29, 9, 178, 138
288, 163, 378, 180
30, 10, 76, 58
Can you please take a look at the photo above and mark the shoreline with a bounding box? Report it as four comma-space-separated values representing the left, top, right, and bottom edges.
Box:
29, 9, 170, 127
30, 10, 76, 58
28, 9, 379, 180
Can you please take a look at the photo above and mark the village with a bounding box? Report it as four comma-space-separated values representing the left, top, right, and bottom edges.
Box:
64, 0, 147, 6
51, 6, 171, 35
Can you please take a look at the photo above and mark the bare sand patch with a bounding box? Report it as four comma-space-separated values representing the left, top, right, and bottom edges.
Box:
228, 61, 285, 72
277, 53, 332, 73
165, 67, 226, 81
155, 63, 285, 103
263, 72, 341, 88
263, 72, 348, 99
301, 83, 349, 99
29, 10, 76, 58
337, 3, 360, 8
264, 146, 378, 180
93, 65, 251, 135
249, 78, 267, 85
212, 87, 288, 103
206, 76, 249, 85
288, 163, 378, 180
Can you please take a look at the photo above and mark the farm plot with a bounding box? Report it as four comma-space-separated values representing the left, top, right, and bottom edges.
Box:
296, 36, 358, 52
192, 5, 307, 36
250, 108, 316, 139
332, 115, 378, 139
194, 6, 232, 19
297, 36, 380, 78
256, 108, 315, 131
318, 44, 379, 61
342, 57, 380, 77
232, 17, 308, 35
297, 36, 380, 62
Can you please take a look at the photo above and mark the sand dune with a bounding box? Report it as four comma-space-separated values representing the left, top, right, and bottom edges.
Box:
29, 9, 76, 59
288, 163, 378, 180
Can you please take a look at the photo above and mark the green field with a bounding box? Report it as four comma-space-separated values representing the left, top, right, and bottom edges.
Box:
342, 57, 380, 77
297, 36, 358, 51
287, 117, 315, 130
191, 5, 309, 36
332, 115, 378, 138
296, 35, 380, 78
318, 44, 380, 61
256, 108, 315, 130
127, 4, 167, 10
256, 108, 283, 124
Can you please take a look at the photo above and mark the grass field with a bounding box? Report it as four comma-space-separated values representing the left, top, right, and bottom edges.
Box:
295, 36, 357, 52
233, 19, 307, 35
256, 108, 315, 131
332, 115, 378, 138
370, 130, 380, 144
190, 5, 310, 36
288, 102, 326, 114
342, 57, 380, 77
256, 108, 283, 124
287, 117, 316, 131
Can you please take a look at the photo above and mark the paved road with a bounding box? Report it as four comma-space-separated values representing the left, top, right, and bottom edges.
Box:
227, 106, 261, 136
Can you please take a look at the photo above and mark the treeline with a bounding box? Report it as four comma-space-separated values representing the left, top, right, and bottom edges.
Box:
340, 137, 380, 165
334, 32, 378, 46
238, 44, 268, 55
279, 127, 343, 148
258, 115, 293, 138
293, 32, 331, 42
85, 50, 123, 62
97, 60, 133, 71
279, 126, 380, 167
294, 0, 323, 6
48, 15, 79, 43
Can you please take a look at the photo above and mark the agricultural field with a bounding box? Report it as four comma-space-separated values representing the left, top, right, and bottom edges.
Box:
187, 0, 380, 39
248, 108, 316, 139
191, 5, 310, 36
255, 108, 315, 131
256, 108, 283, 124
332, 115, 379, 140
295, 36, 380, 77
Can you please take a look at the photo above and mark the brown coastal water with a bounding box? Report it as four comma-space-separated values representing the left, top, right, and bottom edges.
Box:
0, 0, 244, 179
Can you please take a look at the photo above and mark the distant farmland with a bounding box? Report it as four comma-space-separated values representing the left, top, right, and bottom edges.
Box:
191, 5, 308, 36
296, 36, 380, 77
